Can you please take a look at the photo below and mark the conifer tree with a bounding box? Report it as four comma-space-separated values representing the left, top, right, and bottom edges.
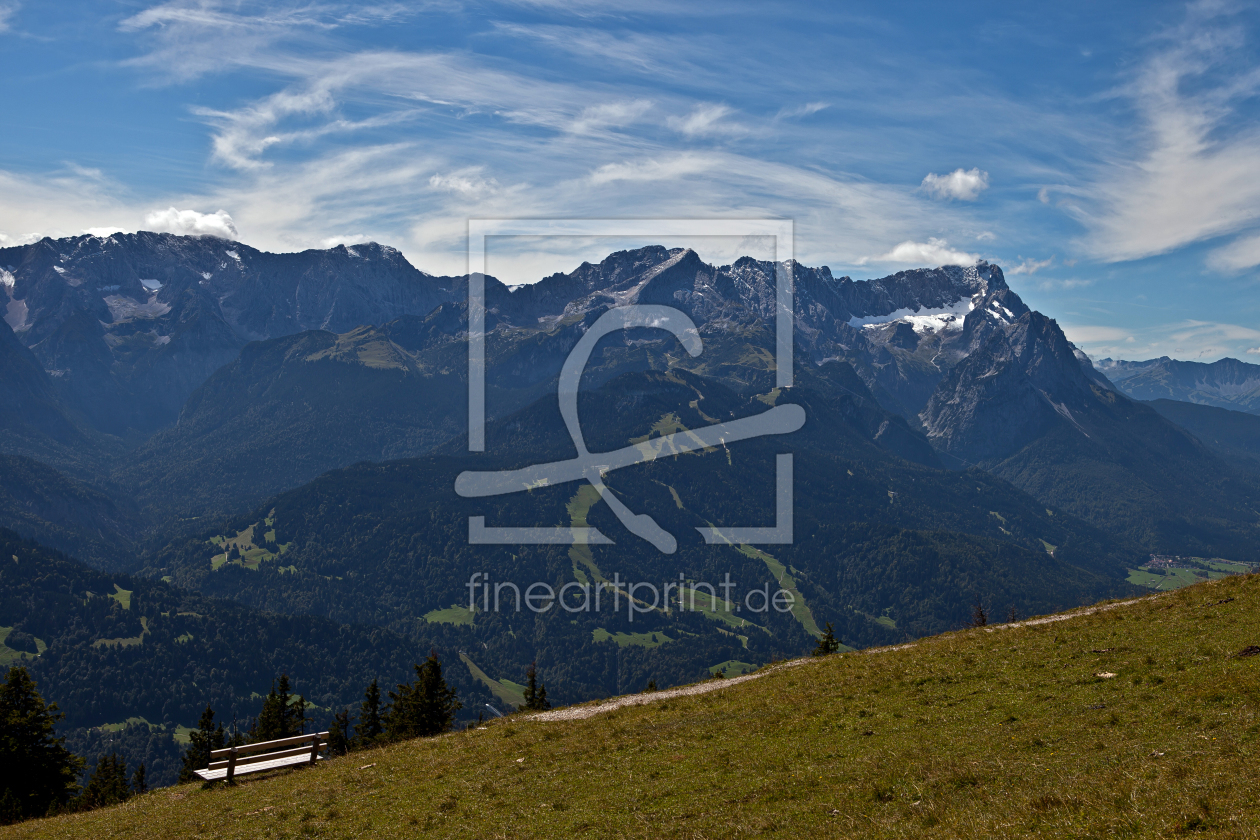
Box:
178, 705, 225, 783
328, 709, 351, 756
813, 622, 841, 656
385, 652, 462, 739
254, 674, 305, 741
354, 679, 384, 747
131, 763, 147, 796
78, 754, 131, 810
0, 667, 82, 822
520, 661, 551, 711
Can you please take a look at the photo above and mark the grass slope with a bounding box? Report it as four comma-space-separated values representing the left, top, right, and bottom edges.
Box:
8, 574, 1260, 838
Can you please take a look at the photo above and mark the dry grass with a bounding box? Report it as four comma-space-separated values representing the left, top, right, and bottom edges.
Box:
7, 575, 1260, 838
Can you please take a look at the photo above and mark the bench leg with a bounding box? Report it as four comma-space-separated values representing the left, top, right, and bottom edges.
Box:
227, 747, 237, 783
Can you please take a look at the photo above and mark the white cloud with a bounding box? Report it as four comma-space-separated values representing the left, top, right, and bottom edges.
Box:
861, 238, 980, 267
919, 168, 989, 201
0, 2, 18, 33
143, 207, 238, 239
1061, 325, 1132, 343
1206, 231, 1260, 272
775, 102, 829, 120
568, 99, 652, 134
319, 234, 372, 248
667, 104, 744, 138
118, 2, 417, 83
1066, 319, 1260, 362
588, 154, 715, 185
428, 168, 500, 196
1247, 347, 1260, 355
1079, 8, 1260, 263
0, 231, 43, 247
83, 227, 127, 238
1008, 255, 1055, 275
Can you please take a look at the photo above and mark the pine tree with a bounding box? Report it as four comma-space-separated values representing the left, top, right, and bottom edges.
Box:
966, 600, 988, 628
520, 661, 551, 711
254, 674, 305, 741
385, 652, 462, 740
813, 622, 841, 656
0, 667, 83, 822
131, 763, 147, 795
354, 679, 384, 747
328, 709, 351, 756
178, 705, 225, 783
78, 754, 131, 811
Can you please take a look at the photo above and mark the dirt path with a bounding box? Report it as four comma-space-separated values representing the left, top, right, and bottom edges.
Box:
528, 595, 1158, 723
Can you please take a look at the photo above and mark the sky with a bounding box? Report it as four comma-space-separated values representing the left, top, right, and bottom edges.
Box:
2, 1, 1260, 362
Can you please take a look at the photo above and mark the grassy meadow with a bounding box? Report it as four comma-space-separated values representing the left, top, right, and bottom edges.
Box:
6, 573, 1260, 839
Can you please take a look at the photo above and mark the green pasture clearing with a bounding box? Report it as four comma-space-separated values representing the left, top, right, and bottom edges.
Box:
0, 626, 46, 666
460, 653, 526, 712
678, 585, 754, 631
566, 485, 606, 585
1127, 556, 1256, 592
99, 717, 154, 733
209, 517, 291, 572
108, 584, 133, 610
92, 616, 149, 649
424, 605, 476, 626
708, 659, 758, 676
591, 629, 674, 649
737, 544, 822, 637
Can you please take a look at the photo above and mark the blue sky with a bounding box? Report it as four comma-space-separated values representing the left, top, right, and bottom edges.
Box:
2, 0, 1260, 361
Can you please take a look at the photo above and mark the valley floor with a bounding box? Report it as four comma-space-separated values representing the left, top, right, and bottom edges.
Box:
6, 576, 1259, 839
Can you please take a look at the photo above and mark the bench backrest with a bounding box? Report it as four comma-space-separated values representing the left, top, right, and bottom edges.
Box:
210, 731, 329, 760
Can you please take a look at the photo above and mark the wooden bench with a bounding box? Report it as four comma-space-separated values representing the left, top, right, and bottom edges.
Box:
195, 731, 329, 782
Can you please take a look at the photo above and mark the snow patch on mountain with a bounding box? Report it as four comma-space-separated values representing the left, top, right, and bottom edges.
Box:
4, 297, 27, 332
848, 297, 975, 334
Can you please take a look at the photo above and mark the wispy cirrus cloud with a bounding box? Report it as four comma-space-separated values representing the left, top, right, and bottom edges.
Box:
667, 104, 746, 138
1067, 319, 1260, 361
1008, 255, 1055, 275
118, 1, 419, 82
0, 2, 19, 33
1078, 2, 1260, 264
775, 102, 829, 120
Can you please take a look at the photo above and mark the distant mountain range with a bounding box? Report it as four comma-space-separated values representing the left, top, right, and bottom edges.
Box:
3, 232, 1259, 776
1097, 356, 1260, 415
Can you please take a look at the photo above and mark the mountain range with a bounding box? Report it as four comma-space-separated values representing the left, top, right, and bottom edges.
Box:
2, 232, 1259, 788
1097, 356, 1260, 415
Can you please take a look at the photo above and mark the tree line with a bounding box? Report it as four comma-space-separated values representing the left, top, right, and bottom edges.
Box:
0, 651, 466, 825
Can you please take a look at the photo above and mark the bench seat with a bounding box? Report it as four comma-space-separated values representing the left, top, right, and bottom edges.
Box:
193, 731, 329, 782
194, 752, 324, 781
